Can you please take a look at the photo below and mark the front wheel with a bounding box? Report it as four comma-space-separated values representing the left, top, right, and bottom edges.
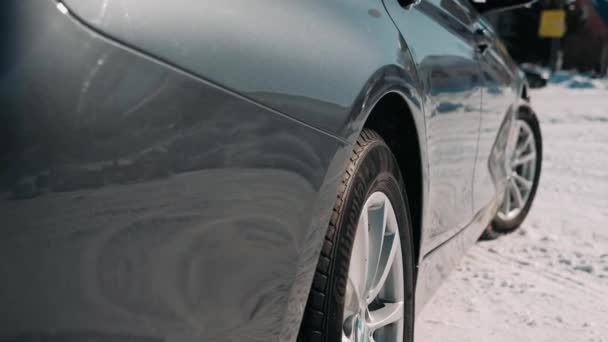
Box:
488, 109, 543, 237
298, 129, 415, 342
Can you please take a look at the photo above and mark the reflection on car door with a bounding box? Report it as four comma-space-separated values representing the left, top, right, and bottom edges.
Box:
472, 19, 519, 212
383, 0, 483, 251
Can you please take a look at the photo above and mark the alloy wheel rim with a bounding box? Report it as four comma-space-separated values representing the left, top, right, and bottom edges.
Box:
343, 192, 404, 342
498, 118, 537, 221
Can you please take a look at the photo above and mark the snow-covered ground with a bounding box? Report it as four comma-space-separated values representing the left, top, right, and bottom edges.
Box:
415, 78, 608, 341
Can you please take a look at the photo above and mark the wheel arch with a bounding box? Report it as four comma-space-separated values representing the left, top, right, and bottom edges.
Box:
344, 64, 429, 267
363, 91, 426, 267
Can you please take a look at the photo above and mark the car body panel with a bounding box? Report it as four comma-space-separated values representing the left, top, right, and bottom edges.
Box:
59, 0, 423, 140
382, 0, 484, 254
414, 181, 501, 312
1, 1, 349, 340
0, 0, 528, 340
472, 18, 522, 213
412, 9, 527, 310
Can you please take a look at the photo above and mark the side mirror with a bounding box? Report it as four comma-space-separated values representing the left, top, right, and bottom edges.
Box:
470, 0, 537, 13
525, 73, 548, 89
520, 63, 549, 89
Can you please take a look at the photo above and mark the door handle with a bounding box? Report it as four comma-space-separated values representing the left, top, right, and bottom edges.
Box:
474, 27, 491, 54
476, 41, 490, 54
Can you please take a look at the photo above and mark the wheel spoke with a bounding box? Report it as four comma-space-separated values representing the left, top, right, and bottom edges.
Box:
345, 275, 362, 318
366, 202, 387, 294
515, 133, 532, 157
348, 209, 369, 308
343, 192, 405, 342
367, 231, 399, 303
367, 302, 404, 332
513, 173, 532, 191
510, 178, 524, 209
513, 151, 536, 167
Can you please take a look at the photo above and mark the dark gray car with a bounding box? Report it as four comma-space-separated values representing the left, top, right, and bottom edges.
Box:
0, 0, 542, 341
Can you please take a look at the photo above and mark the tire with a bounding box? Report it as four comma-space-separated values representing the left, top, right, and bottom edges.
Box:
298, 129, 415, 342
484, 109, 542, 239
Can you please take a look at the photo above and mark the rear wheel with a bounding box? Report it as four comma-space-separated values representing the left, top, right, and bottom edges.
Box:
298, 129, 415, 342
485, 110, 542, 238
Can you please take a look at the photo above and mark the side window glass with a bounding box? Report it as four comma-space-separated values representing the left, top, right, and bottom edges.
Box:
427, 0, 478, 27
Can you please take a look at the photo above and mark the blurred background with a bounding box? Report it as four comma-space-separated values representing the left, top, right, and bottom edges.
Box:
487, 0, 608, 76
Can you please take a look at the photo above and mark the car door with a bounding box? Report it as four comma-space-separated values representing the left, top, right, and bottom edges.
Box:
383, 0, 484, 250
472, 18, 520, 212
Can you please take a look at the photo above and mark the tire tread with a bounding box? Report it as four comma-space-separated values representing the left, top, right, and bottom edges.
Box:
298, 129, 389, 341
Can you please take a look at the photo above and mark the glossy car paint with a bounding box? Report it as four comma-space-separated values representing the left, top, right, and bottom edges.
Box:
0, 0, 527, 341
383, 0, 483, 252
1, 2, 349, 340
58, 0, 427, 141
473, 18, 522, 212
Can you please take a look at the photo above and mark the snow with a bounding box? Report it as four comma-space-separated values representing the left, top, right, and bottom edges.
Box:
415, 82, 608, 341
549, 71, 608, 90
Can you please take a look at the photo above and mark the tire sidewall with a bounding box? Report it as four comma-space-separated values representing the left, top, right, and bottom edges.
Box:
327, 138, 415, 341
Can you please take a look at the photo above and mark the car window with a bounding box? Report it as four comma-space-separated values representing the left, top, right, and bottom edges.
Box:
427, 0, 479, 27
477, 15, 499, 35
